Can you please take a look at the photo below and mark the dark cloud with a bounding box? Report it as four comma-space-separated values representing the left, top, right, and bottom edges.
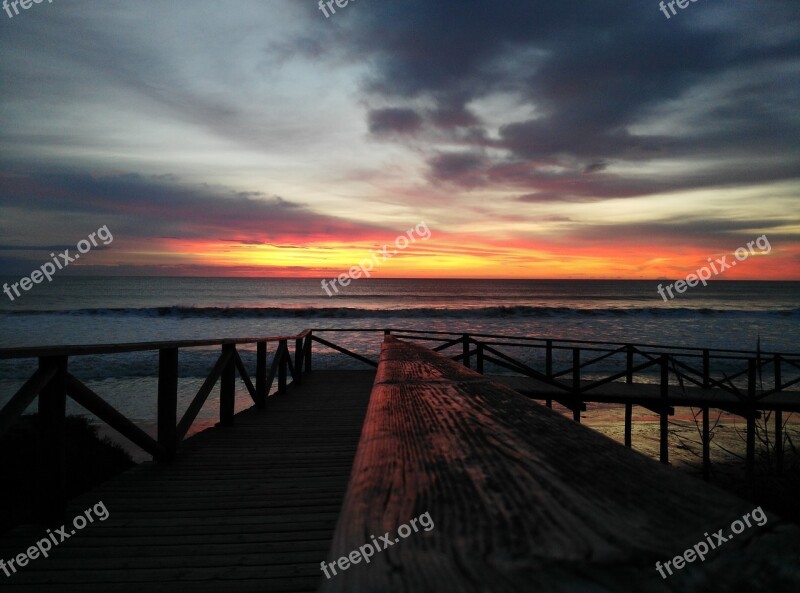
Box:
548, 217, 796, 249
428, 152, 487, 188
583, 162, 607, 174
516, 193, 597, 204
340, 0, 800, 200
367, 108, 423, 135
429, 104, 480, 129
0, 244, 74, 252
504, 160, 800, 202
0, 172, 385, 244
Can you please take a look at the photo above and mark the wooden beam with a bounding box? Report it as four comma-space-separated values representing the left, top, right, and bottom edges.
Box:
775, 408, 783, 476
0, 363, 57, 436
37, 356, 67, 524
746, 358, 756, 480
255, 341, 267, 408
572, 348, 580, 394
311, 335, 378, 368
481, 344, 566, 388
626, 345, 634, 384
233, 348, 257, 403
624, 403, 632, 448
432, 337, 463, 352
176, 348, 232, 441
265, 342, 281, 399
304, 333, 312, 373
219, 344, 236, 426
278, 340, 288, 395
65, 373, 164, 459
293, 337, 304, 383
157, 348, 179, 462
545, 339, 553, 379
660, 355, 669, 464
323, 337, 800, 592
746, 411, 756, 480
572, 348, 581, 422
702, 406, 710, 480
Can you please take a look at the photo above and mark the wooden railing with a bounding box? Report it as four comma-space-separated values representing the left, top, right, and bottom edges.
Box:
0, 331, 347, 522
384, 328, 800, 478
384, 329, 800, 394
2, 327, 798, 522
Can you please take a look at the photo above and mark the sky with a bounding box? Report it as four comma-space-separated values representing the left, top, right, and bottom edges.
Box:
0, 0, 798, 279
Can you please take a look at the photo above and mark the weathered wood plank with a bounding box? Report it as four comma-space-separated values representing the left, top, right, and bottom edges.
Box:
0, 370, 374, 593
322, 337, 800, 593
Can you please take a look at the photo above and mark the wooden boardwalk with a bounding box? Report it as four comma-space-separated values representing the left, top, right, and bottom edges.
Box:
323, 337, 800, 593
0, 370, 374, 593
2, 329, 799, 592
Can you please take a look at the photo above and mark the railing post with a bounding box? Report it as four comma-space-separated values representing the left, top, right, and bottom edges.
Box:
37, 355, 68, 524
746, 358, 756, 480
256, 341, 267, 408
626, 345, 634, 384
462, 334, 470, 369
624, 403, 632, 448
659, 354, 669, 464
774, 354, 781, 391
572, 348, 581, 422
384, 329, 391, 336
305, 333, 313, 373
294, 337, 304, 384
702, 406, 710, 480
702, 349, 710, 389
220, 344, 236, 426
572, 348, 580, 392
476, 342, 484, 375
157, 348, 179, 462
775, 408, 783, 476
278, 339, 288, 395
545, 340, 553, 379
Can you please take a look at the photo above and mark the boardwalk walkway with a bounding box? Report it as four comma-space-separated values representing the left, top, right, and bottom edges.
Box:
322, 337, 800, 593
1, 329, 798, 592
0, 370, 374, 593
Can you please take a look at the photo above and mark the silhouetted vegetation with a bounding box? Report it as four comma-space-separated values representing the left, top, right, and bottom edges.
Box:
0, 414, 134, 533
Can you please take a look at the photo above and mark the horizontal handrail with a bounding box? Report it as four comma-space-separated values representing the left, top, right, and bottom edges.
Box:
311, 335, 378, 368
367, 328, 800, 357
0, 331, 312, 360
3, 327, 798, 361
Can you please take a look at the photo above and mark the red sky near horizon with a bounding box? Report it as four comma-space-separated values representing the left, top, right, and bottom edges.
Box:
75, 225, 798, 280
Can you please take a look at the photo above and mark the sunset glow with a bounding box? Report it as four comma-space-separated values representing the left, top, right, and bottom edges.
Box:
1, 1, 798, 280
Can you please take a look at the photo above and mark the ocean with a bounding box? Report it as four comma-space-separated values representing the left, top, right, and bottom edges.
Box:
1, 276, 798, 347
1, 277, 798, 452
